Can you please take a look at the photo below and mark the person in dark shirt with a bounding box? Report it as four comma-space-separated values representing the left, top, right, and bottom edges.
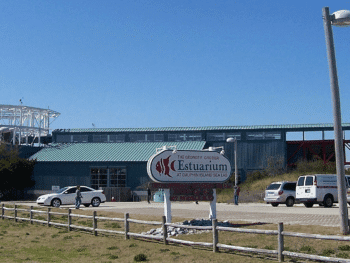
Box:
147, 187, 151, 204
75, 185, 82, 209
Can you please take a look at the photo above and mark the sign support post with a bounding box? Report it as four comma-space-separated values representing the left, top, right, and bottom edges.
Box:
164, 189, 172, 223
209, 189, 217, 220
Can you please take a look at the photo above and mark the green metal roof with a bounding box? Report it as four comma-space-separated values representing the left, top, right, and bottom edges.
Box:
53, 123, 350, 133
29, 141, 206, 162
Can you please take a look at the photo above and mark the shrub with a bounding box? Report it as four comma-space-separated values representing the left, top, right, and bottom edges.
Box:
321, 248, 335, 256
134, 253, 147, 262
295, 159, 337, 174
338, 245, 350, 251
336, 252, 350, 259
108, 255, 119, 259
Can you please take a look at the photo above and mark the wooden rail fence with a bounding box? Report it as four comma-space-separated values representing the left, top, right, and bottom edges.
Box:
1, 203, 350, 263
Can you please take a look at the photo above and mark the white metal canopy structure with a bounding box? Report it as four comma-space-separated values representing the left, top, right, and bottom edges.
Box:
0, 104, 60, 145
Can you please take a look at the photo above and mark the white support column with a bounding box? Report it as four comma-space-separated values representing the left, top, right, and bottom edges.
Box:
209, 189, 217, 220
164, 189, 172, 223
12, 128, 16, 145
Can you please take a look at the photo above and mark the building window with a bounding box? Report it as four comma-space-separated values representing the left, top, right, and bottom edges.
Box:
56, 135, 72, 143
207, 132, 241, 141
129, 134, 164, 142
154, 134, 164, 142
72, 135, 88, 143
168, 133, 202, 141
247, 132, 281, 140
91, 167, 127, 189
91, 168, 108, 189
110, 168, 126, 187
109, 134, 125, 143
93, 135, 108, 143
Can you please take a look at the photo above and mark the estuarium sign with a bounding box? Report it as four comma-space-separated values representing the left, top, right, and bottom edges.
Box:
147, 149, 231, 183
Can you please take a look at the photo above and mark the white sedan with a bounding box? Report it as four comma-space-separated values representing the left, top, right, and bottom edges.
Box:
36, 186, 106, 208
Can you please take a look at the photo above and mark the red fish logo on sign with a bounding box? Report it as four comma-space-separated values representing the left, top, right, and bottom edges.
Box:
155, 156, 176, 177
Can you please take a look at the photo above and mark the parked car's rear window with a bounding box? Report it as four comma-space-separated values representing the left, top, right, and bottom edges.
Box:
266, 183, 281, 190
297, 177, 305, 186
283, 183, 296, 191
81, 187, 93, 192
305, 176, 314, 186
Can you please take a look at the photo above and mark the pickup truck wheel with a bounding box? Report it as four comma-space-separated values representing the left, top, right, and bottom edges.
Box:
304, 203, 314, 208
286, 197, 295, 207
323, 195, 333, 208
271, 203, 279, 207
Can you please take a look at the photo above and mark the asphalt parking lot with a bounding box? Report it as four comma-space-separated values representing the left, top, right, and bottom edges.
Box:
8, 201, 348, 227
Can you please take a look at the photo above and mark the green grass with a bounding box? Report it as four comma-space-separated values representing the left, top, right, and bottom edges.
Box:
1, 208, 350, 263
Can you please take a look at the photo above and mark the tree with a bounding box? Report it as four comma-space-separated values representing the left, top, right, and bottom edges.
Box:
0, 143, 36, 200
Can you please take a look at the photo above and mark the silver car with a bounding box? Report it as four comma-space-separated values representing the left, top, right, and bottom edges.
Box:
37, 186, 106, 208
264, 181, 296, 207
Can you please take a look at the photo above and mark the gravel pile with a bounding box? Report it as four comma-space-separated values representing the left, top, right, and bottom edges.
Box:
142, 218, 234, 237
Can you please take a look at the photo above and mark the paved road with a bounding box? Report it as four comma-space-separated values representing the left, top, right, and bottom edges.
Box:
10, 201, 349, 227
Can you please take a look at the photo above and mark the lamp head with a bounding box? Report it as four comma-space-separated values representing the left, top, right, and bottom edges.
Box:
332, 10, 350, 27
226, 137, 235, 143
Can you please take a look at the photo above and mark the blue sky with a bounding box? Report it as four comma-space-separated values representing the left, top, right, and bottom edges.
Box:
1, 1, 350, 133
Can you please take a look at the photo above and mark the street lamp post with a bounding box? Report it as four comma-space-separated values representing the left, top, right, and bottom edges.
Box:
322, 7, 350, 235
227, 137, 238, 186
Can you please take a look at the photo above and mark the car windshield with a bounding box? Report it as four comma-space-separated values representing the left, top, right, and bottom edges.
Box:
266, 184, 281, 190
56, 187, 68, 194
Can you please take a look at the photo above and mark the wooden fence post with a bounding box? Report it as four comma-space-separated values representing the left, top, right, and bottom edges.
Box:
30, 206, 33, 224
14, 205, 17, 222
47, 208, 51, 227
93, 211, 97, 236
278, 222, 284, 262
162, 216, 168, 245
212, 218, 218, 253
1, 204, 4, 220
68, 209, 71, 232
125, 213, 129, 240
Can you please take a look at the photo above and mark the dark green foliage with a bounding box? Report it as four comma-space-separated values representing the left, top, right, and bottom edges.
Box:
107, 246, 119, 250
0, 144, 36, 200
321, 248, 335, 256
338, 245, 350, 251
336, 252, 350, 259
134, 253, 147, 261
